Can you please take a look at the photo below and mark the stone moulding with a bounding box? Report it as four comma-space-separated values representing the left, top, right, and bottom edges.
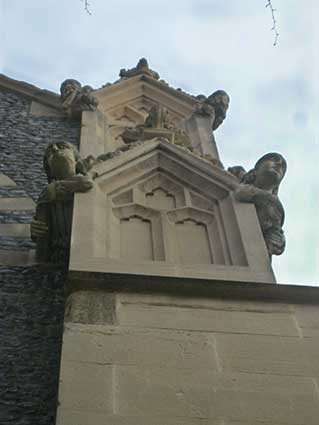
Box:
69, 139, 276, 284
0, 73, 62, 111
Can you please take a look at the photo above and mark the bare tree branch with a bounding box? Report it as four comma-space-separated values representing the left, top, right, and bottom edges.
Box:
81, 0, 92, 15
265, 0, 279, 46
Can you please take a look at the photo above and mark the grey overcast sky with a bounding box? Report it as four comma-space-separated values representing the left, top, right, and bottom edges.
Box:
0, 0, 318, 285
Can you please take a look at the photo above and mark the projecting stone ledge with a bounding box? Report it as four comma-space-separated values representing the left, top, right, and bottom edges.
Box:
68, 271, 319, 305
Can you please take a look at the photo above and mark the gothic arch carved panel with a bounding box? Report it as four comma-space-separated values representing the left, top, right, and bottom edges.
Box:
112, 204, 164, 261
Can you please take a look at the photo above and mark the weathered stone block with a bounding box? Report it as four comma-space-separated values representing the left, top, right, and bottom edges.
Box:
62, 323, 218, 370
0, 249, 35, 266
0, 223, 30, 237
216, 333, 319, 376
0, 173, 16, 187
294, 304, 319, 337
214, 370, 315, 395
58, 361, 113, 412
65, 291, 116, 324
116, 366, 223, 418
233, 392, 319, 425
116, 366, 319, 423
118, 301, 299, 336
0, 197, 35, 210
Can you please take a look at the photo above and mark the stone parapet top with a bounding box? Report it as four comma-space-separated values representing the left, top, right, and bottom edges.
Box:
0, 73, 61, 110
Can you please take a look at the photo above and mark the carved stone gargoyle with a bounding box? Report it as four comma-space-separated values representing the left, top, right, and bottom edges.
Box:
31, 142, 93, 264
229, 153, 287, 257
60, 79, 99, 118
195, 90, 230, 131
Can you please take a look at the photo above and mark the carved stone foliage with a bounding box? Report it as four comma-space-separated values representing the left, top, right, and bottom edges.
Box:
119, 58, 160, 80
60, 79, 98, 118
229, 152, 287, 257
31, 142, 93, 264
195, 90, 230, 131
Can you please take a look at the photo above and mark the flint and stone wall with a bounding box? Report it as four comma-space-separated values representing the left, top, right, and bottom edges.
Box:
0, 267, 65, 425
2, 87, 319, 425
0, 88, 80, 425
58, 281, 319, 425
0, 90, 80, 199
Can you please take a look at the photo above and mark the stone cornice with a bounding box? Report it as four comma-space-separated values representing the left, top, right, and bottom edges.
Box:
69, 271, 319, 305
91, 138, 237, 192
95, 74, 199, 109
0, 73, 62, 111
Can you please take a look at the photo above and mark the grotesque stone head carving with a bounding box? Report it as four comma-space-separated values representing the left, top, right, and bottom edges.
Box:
60, 79, 98, 117
232, 152, 287, 257
194, 90, 230, 131
242, 152, 287, 195
207, 90, 230, 131
60, 79, 82, 100
43, 142, 86, 183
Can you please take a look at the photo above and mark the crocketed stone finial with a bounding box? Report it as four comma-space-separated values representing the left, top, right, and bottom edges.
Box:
119, 58, 160, 80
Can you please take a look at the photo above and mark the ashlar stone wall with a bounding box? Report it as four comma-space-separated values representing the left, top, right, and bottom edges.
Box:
57, 282, 319, 425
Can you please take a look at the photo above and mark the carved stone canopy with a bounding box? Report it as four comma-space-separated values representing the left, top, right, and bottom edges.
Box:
77, 69, 228, 166
70, 138, 276, 284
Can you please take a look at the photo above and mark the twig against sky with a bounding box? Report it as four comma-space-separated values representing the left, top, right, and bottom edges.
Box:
265, 0, 279, 46
81, 0, 92, 15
